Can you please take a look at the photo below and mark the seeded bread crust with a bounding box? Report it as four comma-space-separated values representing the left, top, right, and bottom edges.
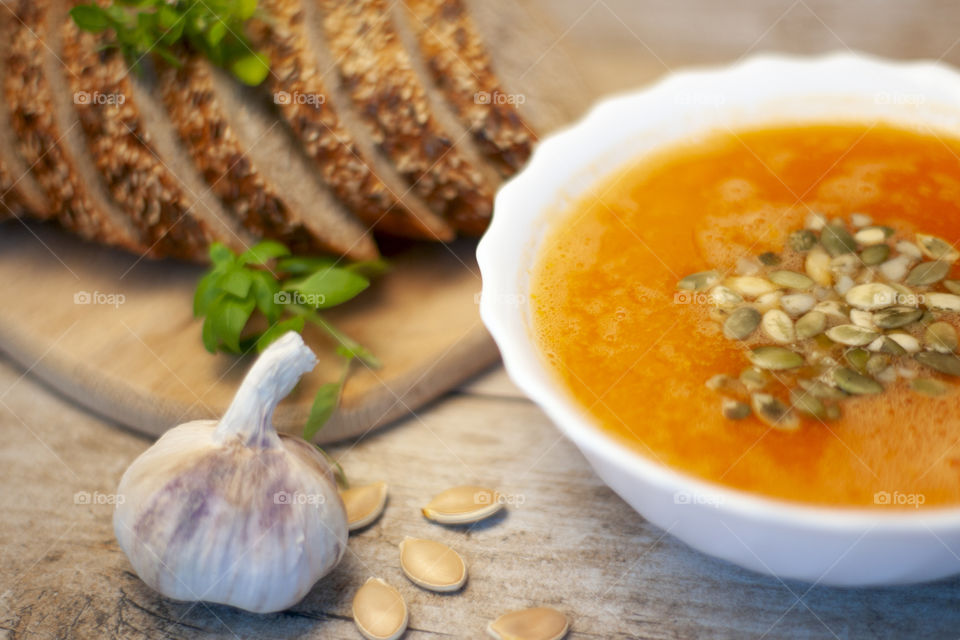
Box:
315, 0, 494, 235
4, 0, 142, 249
160, 53, 378, 260
250, 0, 453, 242
401, 0, 536, 176
62, 18, 222, 262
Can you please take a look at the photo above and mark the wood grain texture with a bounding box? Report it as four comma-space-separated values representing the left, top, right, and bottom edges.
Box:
0, 224, 497, 444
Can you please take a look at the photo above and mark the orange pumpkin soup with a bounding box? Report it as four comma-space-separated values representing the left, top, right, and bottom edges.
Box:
531, 124, 960, 508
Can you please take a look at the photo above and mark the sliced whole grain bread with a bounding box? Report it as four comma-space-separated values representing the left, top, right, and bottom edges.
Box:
398, 0, 537, 176
61, 7, 251, 261
4, 0, 144, 251
309, 0, 495, 236
160, 53, 378, 261
249, 0, 454, 242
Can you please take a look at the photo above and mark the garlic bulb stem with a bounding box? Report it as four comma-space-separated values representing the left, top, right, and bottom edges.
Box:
214, 332, 317, 448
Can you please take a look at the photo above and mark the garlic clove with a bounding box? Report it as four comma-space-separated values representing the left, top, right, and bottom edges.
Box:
352, 577, 409, 640
422, 485, 504, 524
341, 481, 388, 531
487, 606, 570, 640
399, 537, 468, 592
113, 332, 348, 614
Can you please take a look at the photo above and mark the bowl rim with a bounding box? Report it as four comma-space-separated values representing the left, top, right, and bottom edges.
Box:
478, 50, 960, 532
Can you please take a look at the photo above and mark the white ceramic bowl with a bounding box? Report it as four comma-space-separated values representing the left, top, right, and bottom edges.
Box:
478, 52, 960, 586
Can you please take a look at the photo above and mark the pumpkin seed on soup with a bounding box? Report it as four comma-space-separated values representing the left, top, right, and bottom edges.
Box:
723, 307, 761, 340
904, 260, 950, 286
678, 270, 721, 291
769, 270, 814, 290
721, 398, 751, 420
739, 367, 768, 390
915, 233, 960, 263
789, 388, 826, 419
834, 368, 883, 395
915, 351, 960, 377
872, 306, 924, 329
844, 348, 870, 373
821, 224, 858, 256
789, 229, 817, 252
925, 322, 958, 353
859, 244, 890, 266
826, 324, 879, 346
751, 393, 799, 430
758, 251, 781, 266
747, 346, 805, 370
910, 378, 950, 396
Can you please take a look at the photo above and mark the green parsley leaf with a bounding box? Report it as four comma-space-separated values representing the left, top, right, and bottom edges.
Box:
283, 268, 369, 309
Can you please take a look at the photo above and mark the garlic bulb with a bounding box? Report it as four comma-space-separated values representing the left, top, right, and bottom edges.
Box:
113, 332, 348, 613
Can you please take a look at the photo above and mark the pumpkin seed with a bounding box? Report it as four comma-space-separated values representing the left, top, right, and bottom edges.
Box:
758, 251, 781, 266
789, 229, 817, 252
915, 351, 960, 376
769, 270, 814, 290
487, 607, 569, 640
795, 310, 827, 339
834, 367, 884, 394
824, 403, 842, 420
722, 398, 751, 420
904, 260, 950, 286
865, 354, 889, 377
910, 378, 950, 396
888, 333, 921, 353
896, 240, 923, 259
723, 307, 761, 340
875, 366, 898, 384
850, 213, 873, 227
747, 346, 805, 370
845, 283, 898, 310
813, 300, 850, 319
879, 255, 913, 282
754, 291, 783, 313
826, 324, 880, 346
706, 373, 747, 395
709, 285, 743, 309
798, 378, 848, 400
805, 247, 833, 286
821, 224, 858, 256
678, 270, 721, 291
872, 306, 924, 329
943, 279, 960, 295
916, 233, 959, 263
831, 254, 861, 275
736, 256, 761, 275
925, 321, 958, 353
849, 309, 875, 329
352, 578, 408, 640
860, 244, 890, 266
422, 486, 504, 524
844, 348, 870, 372
342, 482, 389, 532
888, 282, 921, 306
725, 276, 780, 298
751, 393, 799, 430
399, 538, 468, 592
761, 309, 795, 343
925, 292, 960, 312
853, 227, 886, 246
805, 212, 828, 230
790, 388, 826, 418
739, 367, 768, 390
834, 274, 855, 296
781, 293, 816, 317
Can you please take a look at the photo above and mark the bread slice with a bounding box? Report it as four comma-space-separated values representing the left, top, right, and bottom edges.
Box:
309, 0, 495, 236
249, 0, 453, 242
61, 8, 248, 261
3, 0, 145, 251
398, 0, 536, 176
159, 53, 378, 261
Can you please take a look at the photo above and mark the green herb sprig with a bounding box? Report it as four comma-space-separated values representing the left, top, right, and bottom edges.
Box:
194, 240, 386, 442
70, 0, 270, 86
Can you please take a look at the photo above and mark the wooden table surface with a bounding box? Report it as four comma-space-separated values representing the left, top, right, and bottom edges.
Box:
6, 1, 960, 638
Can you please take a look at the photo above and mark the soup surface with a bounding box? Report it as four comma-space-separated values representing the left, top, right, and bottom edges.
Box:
532, 124, 960, 507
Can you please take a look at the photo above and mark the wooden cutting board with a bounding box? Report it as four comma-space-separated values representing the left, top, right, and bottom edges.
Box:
0, 0, 587, 444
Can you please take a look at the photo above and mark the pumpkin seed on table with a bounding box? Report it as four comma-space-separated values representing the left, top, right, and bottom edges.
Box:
821, 224, 858, 256
911, 378, 951, 396
904, 260, 950, 286
872, 306, 924, 329
399, 538, 467, 592
925, 292, 960, 312
751, 393, 799, 430
769, 270, 814, 290
826, 324, 880, 346
341, 482, 388, 531
352, 578, 408, 640
795, 310, 827, 339
747, 346, 805, 370
915, 233, 960, 263
859, 244, 890, 266
487, 607, 570, 640
422, 486, 504, 524
721, 398, 752, 419
678, 270, 721, 291
761, 309, 795, 343
925, 322, 959, 353
789, 229, 817, 252
915, 351, 960, 376
834, 367, 884, 395
723, 307, 761, 340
